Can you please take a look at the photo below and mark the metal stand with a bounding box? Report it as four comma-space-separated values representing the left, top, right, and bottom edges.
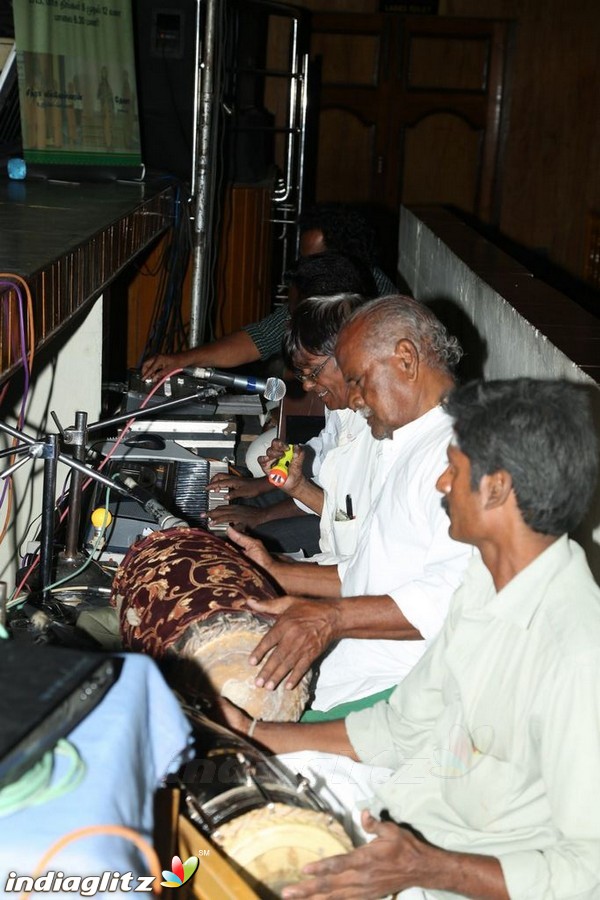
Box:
63, 411, 87, 563
40, 435, 59, 603
0, 387, 221, 599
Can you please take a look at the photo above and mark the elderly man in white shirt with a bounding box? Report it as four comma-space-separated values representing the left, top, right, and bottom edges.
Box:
228, 296, 473, 717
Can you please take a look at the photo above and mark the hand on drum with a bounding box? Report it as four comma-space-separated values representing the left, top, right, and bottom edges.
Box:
281, 811, 432, 899
227, 526, 277, 573
211, 695, 253, 737
246, 595, 340, 691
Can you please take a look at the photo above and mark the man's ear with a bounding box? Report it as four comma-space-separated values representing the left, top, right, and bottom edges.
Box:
393, 338, 419, 379
483, 469, 513, 510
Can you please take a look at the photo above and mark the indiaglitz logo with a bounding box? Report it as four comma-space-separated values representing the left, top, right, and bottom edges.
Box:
161, 855, 200, 889
5, 854, 202, 895
430, 724, 494, 778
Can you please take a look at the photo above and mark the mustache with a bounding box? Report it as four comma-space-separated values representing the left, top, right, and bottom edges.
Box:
440, 495, 450, 515
357, 406, 374, 420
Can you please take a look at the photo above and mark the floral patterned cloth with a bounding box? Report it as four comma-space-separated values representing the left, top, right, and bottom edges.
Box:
111, 527, 311, 720
112, 527, 280, 656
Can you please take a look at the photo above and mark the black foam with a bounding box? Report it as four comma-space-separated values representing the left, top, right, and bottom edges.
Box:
0, 641, 119, 787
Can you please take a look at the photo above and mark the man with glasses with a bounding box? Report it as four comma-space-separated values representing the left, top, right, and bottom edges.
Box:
256, 294, 378, 566
295, 355, 332, 383
207, 293, 372, 553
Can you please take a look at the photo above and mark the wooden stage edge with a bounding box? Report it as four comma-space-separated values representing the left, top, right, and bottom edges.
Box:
0, 176, 177, 383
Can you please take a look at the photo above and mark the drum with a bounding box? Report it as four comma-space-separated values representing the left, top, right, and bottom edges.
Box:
172, 610, 308, 721
112, 527, 311, 721
177, 711, 354, 898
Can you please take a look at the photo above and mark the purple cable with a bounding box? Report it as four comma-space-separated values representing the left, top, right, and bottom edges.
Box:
0, 280, 32, 512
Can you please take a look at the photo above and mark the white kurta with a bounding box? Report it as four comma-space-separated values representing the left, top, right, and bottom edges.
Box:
308, 409, 377, 564
313, 406, 473, 711
345, 536, 600, 899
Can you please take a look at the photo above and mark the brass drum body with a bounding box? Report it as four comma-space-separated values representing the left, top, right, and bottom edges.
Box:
178, 713, 354, 898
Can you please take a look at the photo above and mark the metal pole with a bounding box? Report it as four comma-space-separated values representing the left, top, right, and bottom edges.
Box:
63, 410, 87, 562
189, 0, 217, 348
40, 434, 58, 601
190, 0, 202, 199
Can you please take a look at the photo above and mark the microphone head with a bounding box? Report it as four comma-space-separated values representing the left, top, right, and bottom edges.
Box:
264, 377, 286, 403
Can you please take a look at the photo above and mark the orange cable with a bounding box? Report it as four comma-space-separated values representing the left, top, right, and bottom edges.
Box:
0, 274, 36, 374
19, 823, 163, 899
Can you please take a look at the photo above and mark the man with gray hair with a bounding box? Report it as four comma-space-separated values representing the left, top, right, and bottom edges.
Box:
229, 295, 473, 717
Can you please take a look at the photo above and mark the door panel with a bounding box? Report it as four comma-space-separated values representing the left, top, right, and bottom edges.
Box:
317, 109, 376, 203
310, 13, 512, 225
402, 113, 480, 210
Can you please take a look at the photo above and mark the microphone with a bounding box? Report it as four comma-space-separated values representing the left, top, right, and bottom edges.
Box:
119, 476, 189, 531
182, 367, 286, 401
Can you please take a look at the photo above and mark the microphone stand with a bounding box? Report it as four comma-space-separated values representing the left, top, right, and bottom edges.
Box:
0, 420, 130, 604
0, 388, 221, 602
0, 374, 277, 602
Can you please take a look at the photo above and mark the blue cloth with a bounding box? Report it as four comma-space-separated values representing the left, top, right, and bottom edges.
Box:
0, 653, 192, 894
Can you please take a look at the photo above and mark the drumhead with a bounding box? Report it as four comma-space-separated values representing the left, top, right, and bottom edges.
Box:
172, 611, 310, 722
178, 713, 355, 896
113, 528, 311, 720
213, 802, 354, 896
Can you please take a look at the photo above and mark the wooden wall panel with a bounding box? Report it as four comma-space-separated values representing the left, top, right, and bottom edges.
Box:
317, 109, 375, 202
494, 0, 600, 280
214, 185, 273, 336
296, 0, 600, 282
402, 114, 480, 210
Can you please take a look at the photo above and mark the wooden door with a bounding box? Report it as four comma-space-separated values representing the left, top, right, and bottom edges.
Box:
310, 13, 513, 226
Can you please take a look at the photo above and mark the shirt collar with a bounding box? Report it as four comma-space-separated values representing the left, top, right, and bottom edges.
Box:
389, 404, 448, 444
475, 534, 574, 629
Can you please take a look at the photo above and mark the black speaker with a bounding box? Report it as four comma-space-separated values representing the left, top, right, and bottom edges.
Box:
133, 0, 199, 181
133, 0, 276, 185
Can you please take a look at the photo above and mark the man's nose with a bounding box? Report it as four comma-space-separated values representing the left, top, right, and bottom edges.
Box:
436, 465, 450, 494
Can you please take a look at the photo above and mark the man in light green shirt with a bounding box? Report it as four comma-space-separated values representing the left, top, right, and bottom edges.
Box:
219, 377, 600, 899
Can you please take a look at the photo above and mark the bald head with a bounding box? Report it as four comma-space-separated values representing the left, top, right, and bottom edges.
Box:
341, 295, 462, 373
335, 295, 461, 439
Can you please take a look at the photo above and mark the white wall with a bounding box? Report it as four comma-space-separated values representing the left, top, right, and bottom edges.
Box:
0, 299, 103, 587
399, 206, 600, 579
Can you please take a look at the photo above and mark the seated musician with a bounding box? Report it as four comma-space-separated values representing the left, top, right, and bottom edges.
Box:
142, 204, 386, 378
197, 253, 378, 555
227, 296, 473, 719
208, 292, 374, 561
218, 377, 600, 900
141, 202, 392, 382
